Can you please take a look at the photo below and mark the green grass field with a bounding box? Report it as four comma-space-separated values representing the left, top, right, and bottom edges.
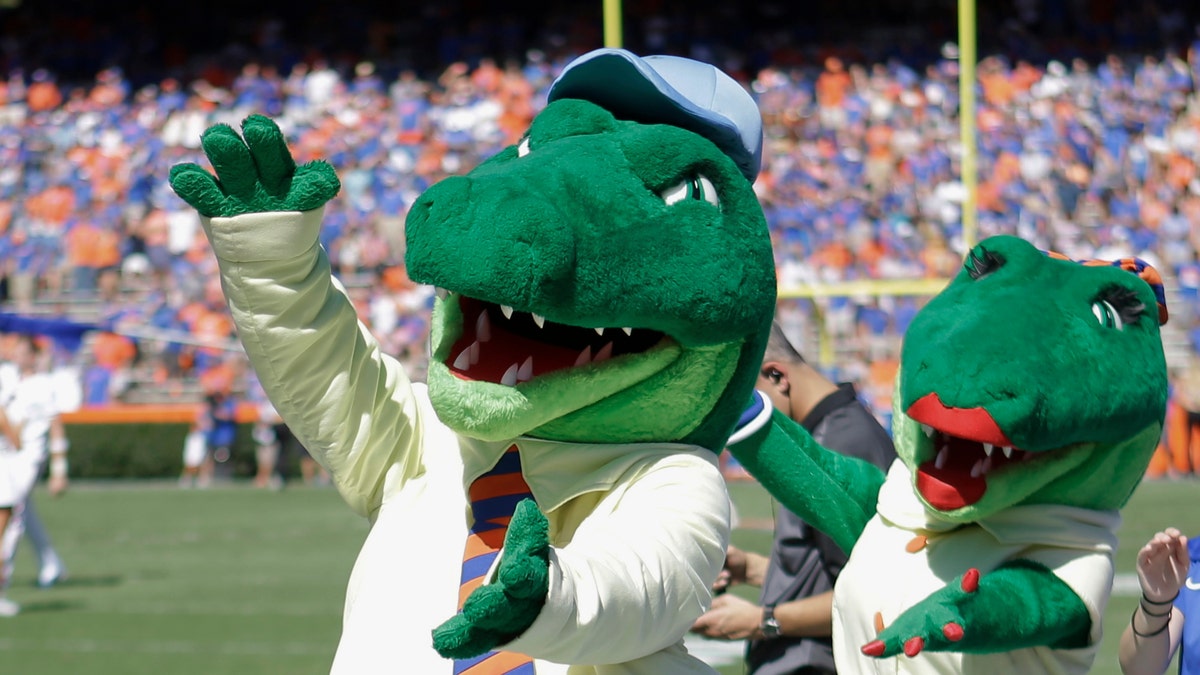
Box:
2, 477, 1198, 674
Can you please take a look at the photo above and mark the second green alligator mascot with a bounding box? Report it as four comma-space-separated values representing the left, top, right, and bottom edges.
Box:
168, 49, 777, 674
729, 235, 1169, 674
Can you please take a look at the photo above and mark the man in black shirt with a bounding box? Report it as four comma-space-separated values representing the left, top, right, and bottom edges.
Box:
692, 321, 896, 674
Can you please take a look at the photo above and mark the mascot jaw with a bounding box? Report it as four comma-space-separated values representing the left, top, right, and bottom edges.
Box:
425, 290, 690, 442
444, 293, 667, 386
905, 392, 1041, 511
914, 424, 1035, 511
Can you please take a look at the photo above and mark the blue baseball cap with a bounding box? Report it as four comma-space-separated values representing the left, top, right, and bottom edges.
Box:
547, 48, 764, 183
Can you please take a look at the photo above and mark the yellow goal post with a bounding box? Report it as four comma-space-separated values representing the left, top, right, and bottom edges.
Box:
777, 278, 952, 367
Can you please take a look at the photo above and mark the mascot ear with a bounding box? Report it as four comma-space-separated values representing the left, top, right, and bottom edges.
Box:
547, 48, 763, 183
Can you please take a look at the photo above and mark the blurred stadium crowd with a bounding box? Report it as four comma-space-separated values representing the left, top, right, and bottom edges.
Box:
0, 1, 1199, 475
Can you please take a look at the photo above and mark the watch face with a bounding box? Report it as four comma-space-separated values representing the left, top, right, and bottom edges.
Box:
761, 608, 781, 638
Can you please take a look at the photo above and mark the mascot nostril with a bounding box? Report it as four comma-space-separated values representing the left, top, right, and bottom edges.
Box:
415, 190, 581, 310
408, 177, 469, 229
170, 47, 775, 674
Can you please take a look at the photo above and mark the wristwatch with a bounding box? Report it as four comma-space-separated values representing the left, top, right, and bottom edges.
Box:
760, 605, 781, 639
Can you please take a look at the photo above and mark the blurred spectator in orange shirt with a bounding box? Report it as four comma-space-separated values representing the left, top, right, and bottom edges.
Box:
26, 186, 75, 229
816, 57, 851, 129
92, 332, 136, 371
497, 61, 536, 145
82, 332, 136, 405
25, 69, 61, 112
979, 56, 1016, 107
813, 240, 853, 275
63, 220, 103, 294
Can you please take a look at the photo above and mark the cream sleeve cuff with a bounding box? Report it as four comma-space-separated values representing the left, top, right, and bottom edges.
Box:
203, 208, 324, 263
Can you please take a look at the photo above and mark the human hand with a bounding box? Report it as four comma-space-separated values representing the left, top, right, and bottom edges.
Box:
690, 593, 762, 641
713, 545, 749, 593
48, 474, 68, 498
169, 114, 340, 218
1136, 527, 1189, 605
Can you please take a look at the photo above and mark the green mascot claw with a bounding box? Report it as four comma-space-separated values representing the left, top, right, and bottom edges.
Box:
729, 235, 1169, 673
433, 500, 550, 658
862, 560, 1090, 659
170, 48, 776, 674
169, 115, 340, 218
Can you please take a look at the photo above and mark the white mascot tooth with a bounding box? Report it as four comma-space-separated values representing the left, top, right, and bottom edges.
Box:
500, 363, 519, 386
476, 312, 491, 342
453, 348, 472, 371
595, 342, 614, 362
574, 346, 593, 366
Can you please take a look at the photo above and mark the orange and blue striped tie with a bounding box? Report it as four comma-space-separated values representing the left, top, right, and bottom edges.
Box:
454, 445, 537, 675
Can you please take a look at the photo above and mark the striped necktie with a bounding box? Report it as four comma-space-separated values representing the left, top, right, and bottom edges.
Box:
454, 444, 537, 675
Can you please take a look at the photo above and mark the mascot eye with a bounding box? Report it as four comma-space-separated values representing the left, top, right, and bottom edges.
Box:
965, 246, 1005, 280
1092, 285, 1146, 329
517, 137, 531, 157
662, 175, 720, 207
1091, 300, 1124, 330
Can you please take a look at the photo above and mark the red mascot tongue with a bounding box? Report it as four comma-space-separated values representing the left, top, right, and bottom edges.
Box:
907, 393, 1013, 511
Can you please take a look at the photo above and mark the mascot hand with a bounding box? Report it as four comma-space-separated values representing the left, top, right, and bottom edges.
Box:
861, 568, 980, 659
169, 114, 340, 218
433, 499, 550, 659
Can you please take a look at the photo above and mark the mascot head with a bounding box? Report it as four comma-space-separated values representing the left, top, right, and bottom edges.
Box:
404, 48, 777, 450
893, 235, 1169, 521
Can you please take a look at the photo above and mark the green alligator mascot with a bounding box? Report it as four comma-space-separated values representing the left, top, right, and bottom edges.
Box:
168, 49, 777, 674
728, 235, 1169, 674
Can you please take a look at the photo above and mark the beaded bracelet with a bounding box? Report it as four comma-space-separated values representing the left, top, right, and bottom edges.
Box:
1130, 608, 1171, 638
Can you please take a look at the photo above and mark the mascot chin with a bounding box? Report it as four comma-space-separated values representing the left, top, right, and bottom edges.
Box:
169, 48, 778, 674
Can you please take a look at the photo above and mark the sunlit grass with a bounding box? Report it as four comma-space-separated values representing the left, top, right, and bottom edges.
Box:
3, 476, 1196, 674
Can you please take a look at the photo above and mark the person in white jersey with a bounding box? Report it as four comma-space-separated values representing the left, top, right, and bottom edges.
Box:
0, 335, 69, 615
